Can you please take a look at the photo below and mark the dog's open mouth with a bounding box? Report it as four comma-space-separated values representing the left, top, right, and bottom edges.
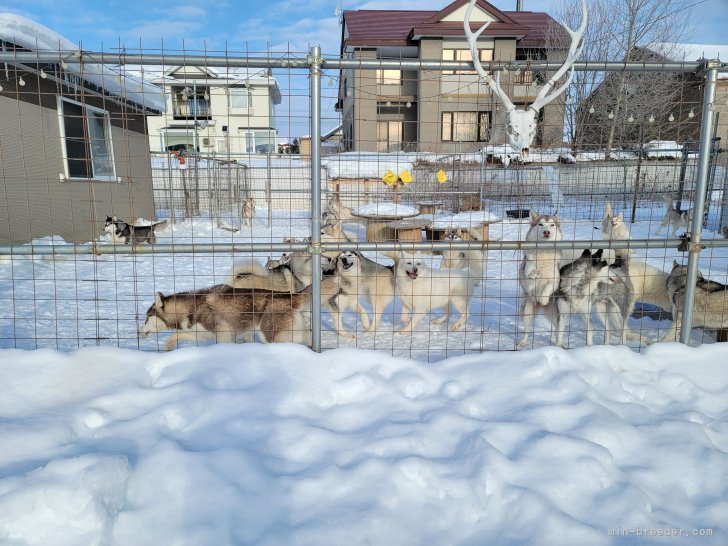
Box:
407, 270, 418, 280
342, 260, 353, 270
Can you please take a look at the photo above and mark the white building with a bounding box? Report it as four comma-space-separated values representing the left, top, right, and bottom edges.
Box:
146, 65, 282, 155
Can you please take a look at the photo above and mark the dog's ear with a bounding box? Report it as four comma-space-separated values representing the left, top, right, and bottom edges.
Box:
553, 210, 559, 222
672, 260, 680, 269
581, 248, 591, 258
593, 248, 604, 260
154, 292, 164, 308
529, 209, 539, 224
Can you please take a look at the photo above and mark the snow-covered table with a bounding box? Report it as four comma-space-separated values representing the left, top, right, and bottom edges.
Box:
426, 211, 502, 242
351, 203, 419, 242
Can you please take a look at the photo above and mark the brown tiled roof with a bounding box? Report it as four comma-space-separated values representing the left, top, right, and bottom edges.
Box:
342, 0, 557, 49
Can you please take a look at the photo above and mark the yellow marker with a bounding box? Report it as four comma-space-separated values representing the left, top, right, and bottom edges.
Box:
399, 170, 413, 184
382, 170, 398, 186
436, 169, 448, 184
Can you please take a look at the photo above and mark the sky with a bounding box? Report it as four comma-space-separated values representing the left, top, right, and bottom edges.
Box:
1, 0, 726, 56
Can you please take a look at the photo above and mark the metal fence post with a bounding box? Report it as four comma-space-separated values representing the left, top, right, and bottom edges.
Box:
309, 45, 323, 352
679, 60, 720, 344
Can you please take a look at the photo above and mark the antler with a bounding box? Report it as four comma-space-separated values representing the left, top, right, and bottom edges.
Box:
530, 0, 587, 112
463, 0, 515, 113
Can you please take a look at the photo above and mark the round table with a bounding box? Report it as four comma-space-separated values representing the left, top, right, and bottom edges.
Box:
351, 204, 419, 242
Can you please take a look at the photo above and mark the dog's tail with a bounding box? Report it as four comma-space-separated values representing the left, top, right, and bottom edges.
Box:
604, 201, 613, 219
226, 258, 270, 286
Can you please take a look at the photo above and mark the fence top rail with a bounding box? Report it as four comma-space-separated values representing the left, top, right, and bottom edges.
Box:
4, 238, 728, 256
0, 50, 720, 74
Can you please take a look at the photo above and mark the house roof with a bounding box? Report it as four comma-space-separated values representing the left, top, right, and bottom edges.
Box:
342, 0, 557, 50
0, 12, 166, 113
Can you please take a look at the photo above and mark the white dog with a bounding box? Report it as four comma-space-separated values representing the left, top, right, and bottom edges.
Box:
516, 210, 563, 348
395, 253, 474, 333
601, 201, 630, 241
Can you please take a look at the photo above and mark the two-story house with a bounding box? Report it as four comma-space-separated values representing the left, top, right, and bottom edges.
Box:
337, 0, 566, 153
146, 65, 282, 155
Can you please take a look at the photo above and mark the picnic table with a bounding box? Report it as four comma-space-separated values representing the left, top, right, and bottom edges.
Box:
425, 211, 503, 242
351, 203, 419, 242
386, 218, 432, 242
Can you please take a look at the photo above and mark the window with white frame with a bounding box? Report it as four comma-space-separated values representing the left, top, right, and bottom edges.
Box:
229, 87, 252, 109
58, 97, 115, 180
442, 48, 494, 75
441, 111, 491, 142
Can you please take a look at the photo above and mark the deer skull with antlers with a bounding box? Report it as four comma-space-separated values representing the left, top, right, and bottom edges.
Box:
463, 0, 587, 158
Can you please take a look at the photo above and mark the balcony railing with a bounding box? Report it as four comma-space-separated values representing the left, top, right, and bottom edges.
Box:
172, 99, 212, 119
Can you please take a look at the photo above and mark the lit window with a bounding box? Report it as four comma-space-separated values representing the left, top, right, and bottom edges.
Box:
376, 69, 402, 85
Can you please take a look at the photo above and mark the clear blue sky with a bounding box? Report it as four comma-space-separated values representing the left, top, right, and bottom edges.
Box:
3, 0, 726, 139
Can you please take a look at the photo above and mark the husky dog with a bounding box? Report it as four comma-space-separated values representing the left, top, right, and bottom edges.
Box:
658, 261, 728, 342
553, 249, 612, 347
591, 252, 636, 345
323, 195, 354, 224
241, 197, 256, 226
346, 251, 396, 332
516, 210, 563, 348
600, 201, 630, 241
226, 257, 303, 293
395, 253, 474, 333
317, 250, 373, 338
104, 215, 157, 244
655, 195, 693, 236
441, 227, 484, 287
321, 220, 357, 244
138, 284, 309, 350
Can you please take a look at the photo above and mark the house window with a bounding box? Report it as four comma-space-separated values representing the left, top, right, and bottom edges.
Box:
442, 48, 494, 75
376, 69, 402, 85
441, 111, 491, 142
377, 121, 403, 152
58, 98, 115, 180
229, 87, 252, 109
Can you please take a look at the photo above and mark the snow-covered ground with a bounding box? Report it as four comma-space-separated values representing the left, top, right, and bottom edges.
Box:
0, 342, 726, 545
1, 205, 728, 544
1, 204, 725, 358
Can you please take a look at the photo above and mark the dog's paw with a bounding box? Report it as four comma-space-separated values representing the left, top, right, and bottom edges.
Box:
431, 316, 446, 325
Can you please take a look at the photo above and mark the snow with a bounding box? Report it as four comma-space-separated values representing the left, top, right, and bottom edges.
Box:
643, 140, 682, 159
2, 202, 728, 543
0, 13, 166, 112
0, 341, 726, 545
352, 202, 419, 217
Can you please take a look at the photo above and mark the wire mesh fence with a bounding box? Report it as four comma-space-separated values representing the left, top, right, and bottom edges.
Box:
1, 40, 727, 360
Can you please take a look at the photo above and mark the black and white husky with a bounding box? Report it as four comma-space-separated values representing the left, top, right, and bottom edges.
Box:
553, 249, 612, 347
104, 215, 158, 244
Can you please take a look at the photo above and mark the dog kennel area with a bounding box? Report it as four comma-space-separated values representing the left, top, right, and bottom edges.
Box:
1, 38, 727, 360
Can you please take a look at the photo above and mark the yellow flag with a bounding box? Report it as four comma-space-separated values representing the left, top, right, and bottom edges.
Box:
399, 170, 413, 184
382, 170, 398, 186
436, 169, 448, 184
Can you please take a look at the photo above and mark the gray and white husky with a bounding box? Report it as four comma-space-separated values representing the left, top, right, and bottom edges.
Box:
655, 195, 693, 236
441, 227, 484, 286
517, 210, 563, 348
138, 284, 310, 350
553, 249, 612, 347
658, 261, 728, 342
104, 215, 158, 244
591, 252, 635, 345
